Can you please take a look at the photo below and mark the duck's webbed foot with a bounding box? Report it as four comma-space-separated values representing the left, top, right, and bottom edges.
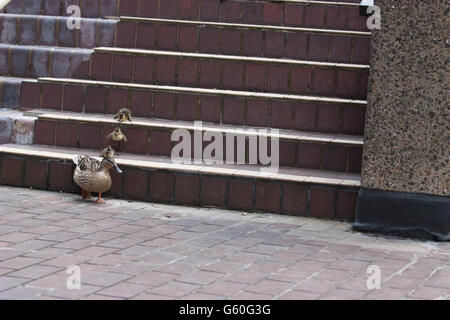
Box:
93, 193, 105, 203
81, 190, 92, 200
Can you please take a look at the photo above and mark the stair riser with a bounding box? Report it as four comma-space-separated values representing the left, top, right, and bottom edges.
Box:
33, 119, 363, 173
4, 0, 118, 18
0, 78, 22, 108
5, 0, 367, 32
21, 82, 366, 135
0, 45, 91, 78
0, 15, 117, 48
91, 52, 368, 99
117, 21, 371, 64
0, 152, 359, 221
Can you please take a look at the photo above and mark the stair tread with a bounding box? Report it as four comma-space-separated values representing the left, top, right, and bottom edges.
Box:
0, 43, 92, 52
0, 76, 36, 82
0, 13, 114, 22
118, 16, 371, 36
96, 47, 370, 70
0, 143, 361, 187
28, 109, 363, 146
38, 77, 367, 106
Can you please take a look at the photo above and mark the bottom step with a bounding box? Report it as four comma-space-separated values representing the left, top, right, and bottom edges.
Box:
0, 144, 360, 221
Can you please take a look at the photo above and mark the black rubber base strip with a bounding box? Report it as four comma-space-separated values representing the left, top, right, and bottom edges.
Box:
353, 188, 450, 241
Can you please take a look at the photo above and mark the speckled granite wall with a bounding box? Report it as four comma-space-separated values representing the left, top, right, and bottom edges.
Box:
362, 0, 449, 197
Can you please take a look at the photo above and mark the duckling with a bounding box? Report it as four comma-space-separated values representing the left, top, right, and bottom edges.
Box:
101, 145, 115, 158
107, 128, 127, 143
114, 108, 132, 122
73, 155, 123, 203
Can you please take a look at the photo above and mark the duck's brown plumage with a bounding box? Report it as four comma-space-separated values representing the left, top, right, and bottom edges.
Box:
114, 108, 132, 122
73, 155, 122, 202
107, 128, 127, 142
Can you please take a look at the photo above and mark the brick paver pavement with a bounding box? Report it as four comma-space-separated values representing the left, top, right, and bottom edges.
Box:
0, 186, 448, 300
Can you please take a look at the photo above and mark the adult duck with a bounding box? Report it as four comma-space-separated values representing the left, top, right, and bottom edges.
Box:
73, 155, 123, 203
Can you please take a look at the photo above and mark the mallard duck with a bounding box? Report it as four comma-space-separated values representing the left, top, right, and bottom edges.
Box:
73, 155, 123, 203
101, 145, 115, 158
107, 128, 127, 142
114, 108, 132, 122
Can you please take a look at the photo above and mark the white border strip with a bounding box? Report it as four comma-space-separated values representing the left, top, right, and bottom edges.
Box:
119, 16, 371, 36
95, 47, 370, 70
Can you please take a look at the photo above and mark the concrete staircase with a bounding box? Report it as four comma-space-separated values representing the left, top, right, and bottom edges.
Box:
0, 0, 371, 221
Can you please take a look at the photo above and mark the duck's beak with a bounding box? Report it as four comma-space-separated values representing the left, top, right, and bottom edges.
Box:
114, 162, 123, 174
110, 158, 123, 173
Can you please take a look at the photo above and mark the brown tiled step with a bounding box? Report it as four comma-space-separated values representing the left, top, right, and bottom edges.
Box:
115, 0, 368, 32
21, 78, 367, 135
92, 47, 369, 99
29, 110, 363, 173
0, 14, 117, 48
115, 17, 371, 64
3, 0, 119, 18
4, 0, 366, 32
0, 44, 91, 78
0, 143, 360, 220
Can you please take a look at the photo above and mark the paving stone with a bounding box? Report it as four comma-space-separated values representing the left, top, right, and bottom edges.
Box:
149, 281, 200, 298
279, 290, 321, 300
233, 291, 272, 300
38, 231, 80, 242
98, 282, 149, 299
408, 286, 449, 299
0, 249, 26, 261
41, 255, 91, 268
266, 270, 310, 283
0, 256, 42, 269
0, 286, 49, 299
88, 254, 133, 266
0, 232, 37, 243
54, 239, 96, 250
131, 293, 172, 300
108, 261, 156, 276
319, 288, 367, 300
22, 225, 65, 235
7, 264, 61, 279
141, 237, 182, 248
246, 279, 293, 296
22, 247, 72, 260
424, 272, 450, 289
226, 251, 268, 264
128, 271, 177, 287
25, 273, 67, 290
71, 246, 118, 257
176, 270, 225, 285
248, 260, 287, 273
365, 287, 411, 300
200, 261, 247, 274
0, 276, 28, 291
140, 251, 184, 265
46, 285, 102, 299
385, 275, 426, 289
244, 243, 286, 255
295, 278, 339, 293
199, 280, 246, 296
9, 239, 56, 251
83, 272, 131, 287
